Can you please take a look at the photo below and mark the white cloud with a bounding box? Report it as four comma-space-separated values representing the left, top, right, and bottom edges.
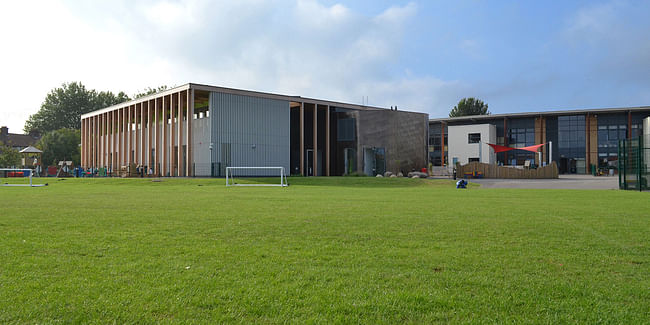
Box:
563, 0, 650, 84
0, 0, 463, 131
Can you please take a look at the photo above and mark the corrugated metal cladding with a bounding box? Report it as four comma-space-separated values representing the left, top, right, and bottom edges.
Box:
210, 92, 290, 176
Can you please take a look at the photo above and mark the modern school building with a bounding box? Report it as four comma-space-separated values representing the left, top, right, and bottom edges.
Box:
80, 83, 428, 177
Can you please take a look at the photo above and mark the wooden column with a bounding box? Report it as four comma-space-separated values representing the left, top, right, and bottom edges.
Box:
142, 101, 153, 170
117, 108, 122, 167
154, 98, 160, 176
85, 117, 89, 167
186, 89, 193, 177
88, 117, 92, 168
125, 107, 129, 165
94, 115, 98, 168
99, 115, 102, 168
102, 113, 109, 167
114, 110, 118, 169
177, 92, 183, 177
136, 103, 141, 165
587, 114, 598, 170
128, 105, 133, 164
81, 118, 86, 167
162, 96, 168, 176
111, 110, 116, 170
313, 104, 317, 176
326, 105, 330, 176
300, 102, 304, 176
170, 94, 176, 176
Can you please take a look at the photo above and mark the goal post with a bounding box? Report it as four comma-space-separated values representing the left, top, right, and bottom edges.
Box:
225, 167, 288, 187
0, 168, 47, 187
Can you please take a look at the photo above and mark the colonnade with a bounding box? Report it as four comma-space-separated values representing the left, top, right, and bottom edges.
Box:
297, 103, 330, 176
81, 89, 194, 177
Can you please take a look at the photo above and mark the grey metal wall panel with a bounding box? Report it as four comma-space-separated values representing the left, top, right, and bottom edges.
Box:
210, 92, 290, 176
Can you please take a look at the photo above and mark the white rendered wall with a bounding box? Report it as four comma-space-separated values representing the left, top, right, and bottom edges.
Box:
448, 124, 496, 165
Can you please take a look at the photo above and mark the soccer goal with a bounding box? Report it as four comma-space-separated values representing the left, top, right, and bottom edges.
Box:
0, 168, 47, 187
225, 167, 288, 187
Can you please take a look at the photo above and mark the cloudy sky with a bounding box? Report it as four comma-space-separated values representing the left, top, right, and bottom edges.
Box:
1, 0, 649, 132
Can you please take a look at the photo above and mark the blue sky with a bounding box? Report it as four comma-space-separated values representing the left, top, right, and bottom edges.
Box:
1, 0, 649, 132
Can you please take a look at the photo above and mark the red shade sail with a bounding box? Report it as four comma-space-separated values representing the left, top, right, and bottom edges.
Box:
487, 143, 546, 153
518, 143, 545, 152
487, 143, 515, 153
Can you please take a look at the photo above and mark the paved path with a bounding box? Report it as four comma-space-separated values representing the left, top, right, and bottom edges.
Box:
463, 174, 619, 190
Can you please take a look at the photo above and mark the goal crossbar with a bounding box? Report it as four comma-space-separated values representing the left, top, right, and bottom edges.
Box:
225, 167, 288, 187
0, 168, 46, 187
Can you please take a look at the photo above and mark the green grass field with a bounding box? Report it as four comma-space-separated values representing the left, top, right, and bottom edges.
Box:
0, 177, 648, 323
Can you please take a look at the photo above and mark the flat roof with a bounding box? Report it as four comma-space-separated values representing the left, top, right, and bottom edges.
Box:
429, 105, 650, 123
82, 83, 427, 119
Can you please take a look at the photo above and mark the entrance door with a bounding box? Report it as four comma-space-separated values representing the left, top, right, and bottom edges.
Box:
306, 149, 314, 176
560, 158, 569, 174
363, 148, 375, 176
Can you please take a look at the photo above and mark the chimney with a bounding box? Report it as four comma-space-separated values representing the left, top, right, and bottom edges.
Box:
0, 126, 8, 136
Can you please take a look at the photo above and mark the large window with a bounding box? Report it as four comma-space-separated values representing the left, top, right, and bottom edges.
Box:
558, 115, 585, 155
597, 123, 627, 169
337, 118, 355, 141
507, 127, 535, 165
558, 115, 586, 173
508, 128, 534, 148
468, 133, 481, 144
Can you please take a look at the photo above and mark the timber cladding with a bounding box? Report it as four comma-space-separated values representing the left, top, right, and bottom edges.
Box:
456, 161, 559, 179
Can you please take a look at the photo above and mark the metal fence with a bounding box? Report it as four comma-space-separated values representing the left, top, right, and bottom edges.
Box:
618, 134, 650, 191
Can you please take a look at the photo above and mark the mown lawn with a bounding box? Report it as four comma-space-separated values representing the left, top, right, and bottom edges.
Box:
0, 177, 648, 323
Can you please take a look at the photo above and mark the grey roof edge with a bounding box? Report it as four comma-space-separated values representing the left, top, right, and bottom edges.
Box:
81, 82, 428, 118
429, 105, 650, 122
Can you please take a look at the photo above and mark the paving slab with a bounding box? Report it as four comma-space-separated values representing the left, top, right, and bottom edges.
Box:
462, 174, 619, 190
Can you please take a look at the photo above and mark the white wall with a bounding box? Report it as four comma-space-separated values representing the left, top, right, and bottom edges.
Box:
448, 124, 496, 166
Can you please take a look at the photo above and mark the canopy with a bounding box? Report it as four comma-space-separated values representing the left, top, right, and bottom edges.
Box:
487, 143, 546, 153
20, 146, 43, 153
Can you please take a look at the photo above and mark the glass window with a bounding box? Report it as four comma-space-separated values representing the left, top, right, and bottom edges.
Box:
526, 133, 535, 144
468, 133, 481, 143
598, 129, 608, 141
609, 129, 618, 141
337, 118, 355, 141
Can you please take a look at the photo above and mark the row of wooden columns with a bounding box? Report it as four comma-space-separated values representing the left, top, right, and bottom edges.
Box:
81, 89, 194, 177
298, 102, 330, 176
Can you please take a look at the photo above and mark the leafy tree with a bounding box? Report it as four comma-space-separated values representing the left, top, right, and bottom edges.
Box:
36, 128, 81, 166
24, 82, 130, 135
134, 86, 169, 99
0, 141, 21, 167
449, 97, 490, 117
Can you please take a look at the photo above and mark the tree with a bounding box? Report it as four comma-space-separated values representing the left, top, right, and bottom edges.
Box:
36, 128, 81, 166
134, 86, 169, 99
24, 82, 130, 135
0, 141, 21, 167
449, 97, 490, 117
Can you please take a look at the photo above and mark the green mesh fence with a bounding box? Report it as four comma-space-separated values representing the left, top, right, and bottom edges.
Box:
618, 134, 650, 191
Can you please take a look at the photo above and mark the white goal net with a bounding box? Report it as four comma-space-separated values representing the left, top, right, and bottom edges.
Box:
225, 167, 288, 187
0, 168, 47, 187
